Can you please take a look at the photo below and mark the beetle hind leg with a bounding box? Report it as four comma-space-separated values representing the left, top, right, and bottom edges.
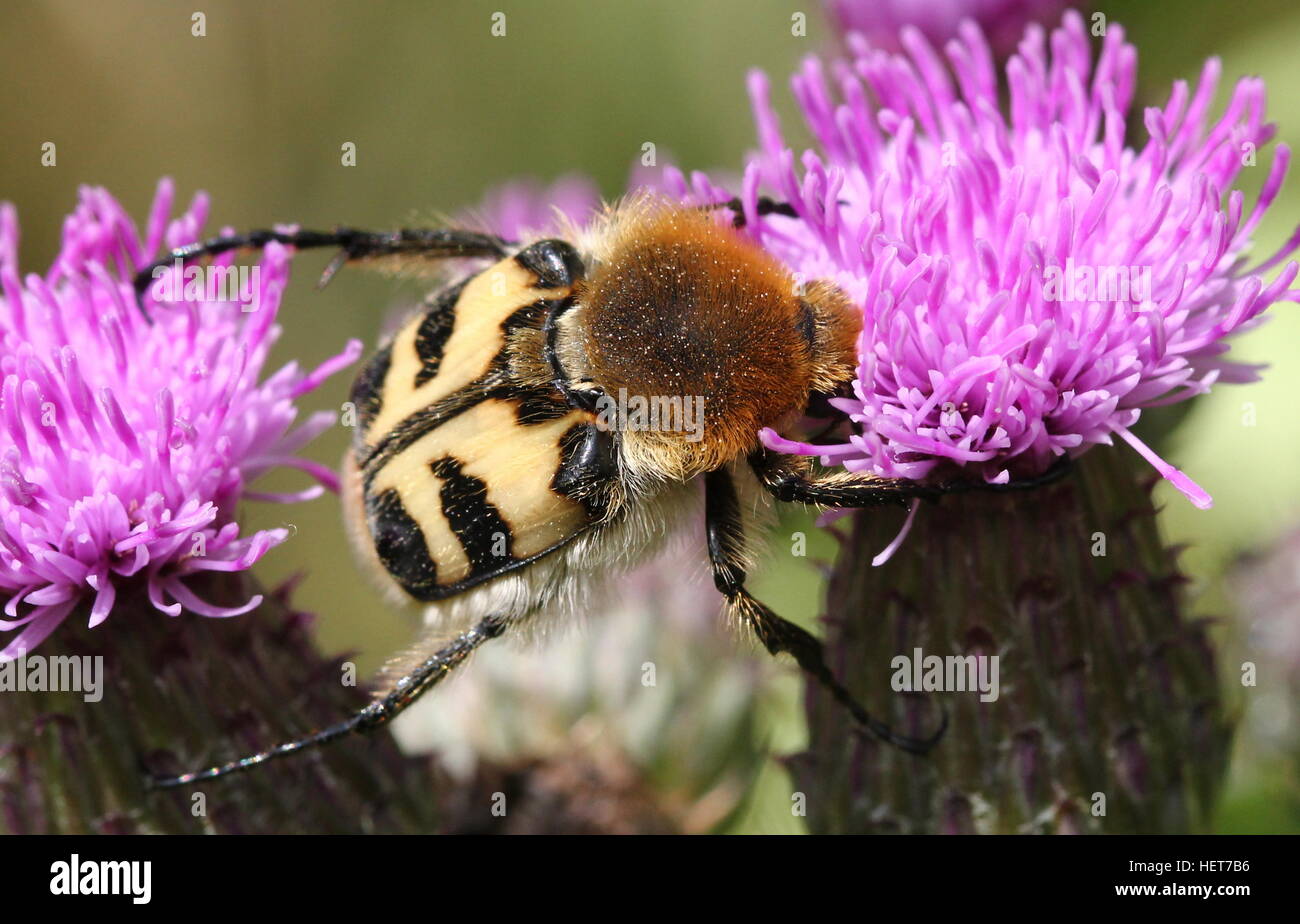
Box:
145, 613, 509, 789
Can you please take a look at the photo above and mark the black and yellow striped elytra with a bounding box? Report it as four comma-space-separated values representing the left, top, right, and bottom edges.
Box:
349, 240, 614, 602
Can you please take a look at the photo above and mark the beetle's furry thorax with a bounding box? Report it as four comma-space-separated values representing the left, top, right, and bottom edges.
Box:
562, 201, 861, 480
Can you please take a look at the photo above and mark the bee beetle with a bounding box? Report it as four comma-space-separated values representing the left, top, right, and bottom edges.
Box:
137, 195, 1060, 787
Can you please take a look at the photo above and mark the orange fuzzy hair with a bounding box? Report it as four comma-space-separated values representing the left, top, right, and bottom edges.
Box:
572, 202, 860, 479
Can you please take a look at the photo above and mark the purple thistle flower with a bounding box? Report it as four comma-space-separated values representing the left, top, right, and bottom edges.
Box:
715, 10, 1298, 511
460, 173, 602, 240
0, 181, 361, 658
825, 0, 1077, 55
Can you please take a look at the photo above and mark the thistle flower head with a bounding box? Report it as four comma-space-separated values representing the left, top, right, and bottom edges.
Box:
722, 10, 1299, 507
461, 173, 602, 240
0, 181, 361, 658
825, 0, 1076, 54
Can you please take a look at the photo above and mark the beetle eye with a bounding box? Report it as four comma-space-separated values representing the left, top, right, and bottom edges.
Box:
570, 386, 606, 413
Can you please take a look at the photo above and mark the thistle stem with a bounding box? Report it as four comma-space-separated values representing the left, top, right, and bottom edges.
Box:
794, 448, 1231, 834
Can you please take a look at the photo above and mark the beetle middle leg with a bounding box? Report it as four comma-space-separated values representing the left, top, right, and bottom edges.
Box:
703, 468, 946, 754
145, 613, 509, 789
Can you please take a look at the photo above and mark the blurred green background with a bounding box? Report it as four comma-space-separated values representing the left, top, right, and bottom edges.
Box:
2, 0, 1298, 832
